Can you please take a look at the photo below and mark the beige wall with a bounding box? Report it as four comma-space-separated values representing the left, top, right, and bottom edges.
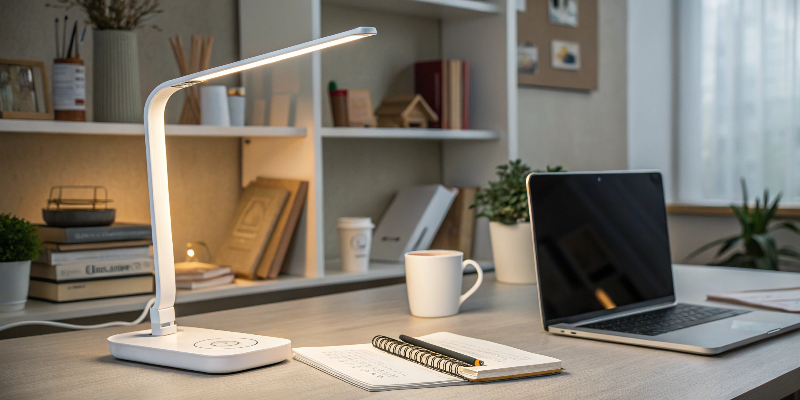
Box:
0, 0, 242, 261
320, 4, 443, 260
517, 0, 628, 172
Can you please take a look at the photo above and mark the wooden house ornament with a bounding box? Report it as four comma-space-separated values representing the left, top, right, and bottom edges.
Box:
375, 94, 439, 128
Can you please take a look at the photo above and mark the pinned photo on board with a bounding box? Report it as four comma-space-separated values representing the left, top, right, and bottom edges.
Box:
549, 0, 578, 27
551, 40, 580, 70
518, 43, 539, 75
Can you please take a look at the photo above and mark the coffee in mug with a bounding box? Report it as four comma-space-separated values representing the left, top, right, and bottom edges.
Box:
404, 250, 483, 317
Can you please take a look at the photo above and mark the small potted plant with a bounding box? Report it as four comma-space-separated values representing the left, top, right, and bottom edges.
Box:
0, 214, 41, 311
472, 160, 564, 284
687, 180, 800, 270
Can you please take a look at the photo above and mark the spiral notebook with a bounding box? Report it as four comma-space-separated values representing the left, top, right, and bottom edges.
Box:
293, 332, 563, 391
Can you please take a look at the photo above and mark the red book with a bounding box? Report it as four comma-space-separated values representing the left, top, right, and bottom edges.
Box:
414, 60, 447, 129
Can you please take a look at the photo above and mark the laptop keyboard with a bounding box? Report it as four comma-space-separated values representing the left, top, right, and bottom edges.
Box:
581, 304, 751, 336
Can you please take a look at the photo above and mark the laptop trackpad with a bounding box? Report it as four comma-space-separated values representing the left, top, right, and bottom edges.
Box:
730, 320, 782, 332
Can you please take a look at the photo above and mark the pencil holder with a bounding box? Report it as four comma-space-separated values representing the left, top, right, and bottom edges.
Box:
53, 58, 86, 121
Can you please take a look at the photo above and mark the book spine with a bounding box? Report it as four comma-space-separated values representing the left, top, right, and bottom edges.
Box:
42, 246, 152, 265
64, 226, 152, 243
462, 61, 469, 129
48, 259, 154, 281
414, 61, 443, 129
371, 335, 468, 380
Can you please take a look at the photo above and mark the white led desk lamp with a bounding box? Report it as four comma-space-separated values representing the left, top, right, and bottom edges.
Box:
108, 27, 377, 374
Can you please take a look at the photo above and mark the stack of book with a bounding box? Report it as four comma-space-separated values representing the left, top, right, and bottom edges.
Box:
175, 262, 234, 290
414, 59, 470, 130
30, 223, 155, 302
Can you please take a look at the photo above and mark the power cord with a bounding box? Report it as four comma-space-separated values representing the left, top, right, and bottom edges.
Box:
0, 297, 155, 333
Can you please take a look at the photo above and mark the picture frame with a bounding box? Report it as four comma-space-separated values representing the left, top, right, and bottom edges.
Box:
0, 59, 54, 120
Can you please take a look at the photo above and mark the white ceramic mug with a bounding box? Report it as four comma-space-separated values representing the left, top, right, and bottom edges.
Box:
404, 250, 484, 317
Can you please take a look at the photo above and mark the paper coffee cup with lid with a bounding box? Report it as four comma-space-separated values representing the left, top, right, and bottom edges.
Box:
338, 217, 375, 273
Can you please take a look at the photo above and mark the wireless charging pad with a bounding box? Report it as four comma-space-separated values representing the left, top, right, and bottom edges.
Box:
108, 327, 292, 373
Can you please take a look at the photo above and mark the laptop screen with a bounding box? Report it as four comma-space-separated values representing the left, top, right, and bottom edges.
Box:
527, 171, 675, 328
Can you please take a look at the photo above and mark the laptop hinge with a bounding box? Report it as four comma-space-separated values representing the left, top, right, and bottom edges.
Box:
574, 300, 678, 326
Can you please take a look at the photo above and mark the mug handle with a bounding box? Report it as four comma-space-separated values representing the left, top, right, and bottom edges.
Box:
459, 260, 484, 306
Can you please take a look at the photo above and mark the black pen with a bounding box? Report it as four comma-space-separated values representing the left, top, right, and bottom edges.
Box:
399, 334, 485, 366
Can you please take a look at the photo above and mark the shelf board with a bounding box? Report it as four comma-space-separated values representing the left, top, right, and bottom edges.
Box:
0, 263, 406, 326
324, 0, 500, 18
320, 127, 499, 140
0, 260, 493, 326
0, 119, 306, 138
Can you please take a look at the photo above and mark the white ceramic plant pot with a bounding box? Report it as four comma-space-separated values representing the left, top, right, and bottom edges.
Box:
489, 221, 537, 284
0, 261, 31, 312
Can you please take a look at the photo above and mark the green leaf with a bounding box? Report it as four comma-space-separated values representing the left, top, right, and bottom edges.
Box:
778, 246, 800, 260
685, 234, 741, 261
0, 214, 41, 262
750, 233, 778, 265
741, 178, 749, 214
769, 221, 800, 235
716, 236, 742, 256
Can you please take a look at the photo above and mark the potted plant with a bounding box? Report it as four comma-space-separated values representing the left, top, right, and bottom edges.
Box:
472, 160, 564, 284
52, 0, 163, 122
0, 214, 41, 311
687, 180, 800, 270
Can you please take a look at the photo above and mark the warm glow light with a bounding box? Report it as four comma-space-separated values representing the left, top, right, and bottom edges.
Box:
194, 34, 371, 82
187, 249, 195, 257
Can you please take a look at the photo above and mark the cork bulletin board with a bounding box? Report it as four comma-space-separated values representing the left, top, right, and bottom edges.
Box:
517, 0, 598, 90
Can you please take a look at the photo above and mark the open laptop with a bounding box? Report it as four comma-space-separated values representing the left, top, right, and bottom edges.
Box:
526, 170, 800, 354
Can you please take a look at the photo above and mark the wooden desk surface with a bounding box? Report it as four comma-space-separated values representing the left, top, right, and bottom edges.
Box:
2, 265, 800, 400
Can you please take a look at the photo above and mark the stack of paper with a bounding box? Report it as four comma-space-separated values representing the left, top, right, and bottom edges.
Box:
708, 287, 800, 312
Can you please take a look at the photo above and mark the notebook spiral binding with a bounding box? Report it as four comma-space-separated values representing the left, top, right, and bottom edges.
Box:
371, 335, 470, 380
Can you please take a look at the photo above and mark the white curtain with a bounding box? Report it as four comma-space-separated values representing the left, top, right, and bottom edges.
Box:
678, 0, 800, 204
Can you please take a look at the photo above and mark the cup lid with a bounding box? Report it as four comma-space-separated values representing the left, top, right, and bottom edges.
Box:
338, 217, 374, 229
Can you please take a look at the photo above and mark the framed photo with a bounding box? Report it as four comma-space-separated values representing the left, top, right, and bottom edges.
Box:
551, 40, 581, 70
549, 0, 579, 27
518, 43, 540, 75
0, 59, 53, 120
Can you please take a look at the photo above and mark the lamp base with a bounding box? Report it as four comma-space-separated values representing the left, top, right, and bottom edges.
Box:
108, 326, 292, 373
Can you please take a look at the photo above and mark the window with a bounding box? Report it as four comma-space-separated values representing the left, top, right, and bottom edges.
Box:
678, 0, 800, 204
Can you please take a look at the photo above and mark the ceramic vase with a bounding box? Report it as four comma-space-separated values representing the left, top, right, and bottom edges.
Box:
489, 221, 538, 284
0, 261, 31, 312
93, 30, 142, 123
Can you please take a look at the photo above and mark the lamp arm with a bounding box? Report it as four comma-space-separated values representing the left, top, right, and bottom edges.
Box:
141, 26, 377, 337
144, 82, 180, 336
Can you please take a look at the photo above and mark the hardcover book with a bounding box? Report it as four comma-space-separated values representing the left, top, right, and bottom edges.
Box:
41, 239, 152, 252
36, 246, 152, 266
30, 258, 154, 282
430, 187, 478, 259
213, 184, 289, 279
174, 262, 232, 281
28, 275, 154, 302
36, 223, 152, 244
252, 178, 309, 279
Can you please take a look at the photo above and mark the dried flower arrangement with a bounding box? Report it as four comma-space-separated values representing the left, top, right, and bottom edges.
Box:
48, 0, 163, 30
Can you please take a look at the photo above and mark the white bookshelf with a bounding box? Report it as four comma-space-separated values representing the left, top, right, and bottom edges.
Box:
0, 262, 406, 326
0, 260, 492, 326
0, 119, 306, 138
324, 0, 501, 18
240, 0, 517, 279
2, 1, 518, 324
320, 127, 499, 140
